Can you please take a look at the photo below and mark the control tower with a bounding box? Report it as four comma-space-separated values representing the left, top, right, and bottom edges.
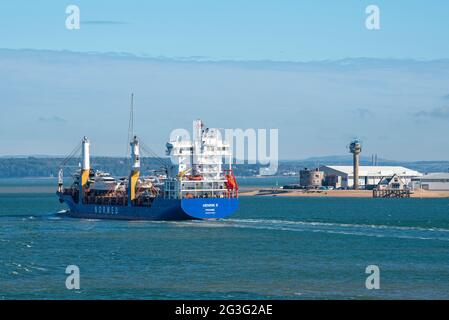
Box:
349, 139, 362, 190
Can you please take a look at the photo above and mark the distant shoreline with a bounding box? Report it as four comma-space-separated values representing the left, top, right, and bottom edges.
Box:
239, 188, 449, 199
1, 177, 448, 199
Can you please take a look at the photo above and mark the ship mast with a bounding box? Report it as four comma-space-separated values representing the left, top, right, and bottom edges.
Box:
127, 94, 140, 206
80, 136, 90, 203
192, 119, 203, 176
128, 135, 141, 206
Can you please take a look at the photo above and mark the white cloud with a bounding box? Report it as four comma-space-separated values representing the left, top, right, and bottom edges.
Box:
1, 49, 449, 160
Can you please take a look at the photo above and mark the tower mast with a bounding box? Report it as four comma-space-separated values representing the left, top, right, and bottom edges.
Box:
128, 135, 140, 206
349, 139, 362, 190
80, 136, 90, 203
127, 93, 140, 206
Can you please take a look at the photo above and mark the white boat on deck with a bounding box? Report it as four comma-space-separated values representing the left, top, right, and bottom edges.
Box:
90, 171, 120, 191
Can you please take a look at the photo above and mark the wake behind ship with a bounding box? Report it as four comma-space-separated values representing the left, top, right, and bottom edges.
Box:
56, 119, 239, 221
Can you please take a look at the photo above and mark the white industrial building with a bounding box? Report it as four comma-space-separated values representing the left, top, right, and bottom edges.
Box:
412, 173, 449, 191
319, 166, 422, 189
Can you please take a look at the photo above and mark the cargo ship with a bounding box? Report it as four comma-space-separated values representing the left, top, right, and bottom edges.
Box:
56, 119, 239, 220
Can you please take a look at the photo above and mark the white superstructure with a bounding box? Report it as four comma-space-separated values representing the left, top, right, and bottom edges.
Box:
165, 119, 237, 199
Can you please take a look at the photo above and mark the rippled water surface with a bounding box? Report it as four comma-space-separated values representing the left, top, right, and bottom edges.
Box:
1, 179, 449, 299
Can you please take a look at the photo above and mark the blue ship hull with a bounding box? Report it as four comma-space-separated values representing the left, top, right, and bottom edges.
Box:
58, 194, 239, 221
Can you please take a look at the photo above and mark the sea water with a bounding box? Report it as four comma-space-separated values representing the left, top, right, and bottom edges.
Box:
1, 178, 449, 299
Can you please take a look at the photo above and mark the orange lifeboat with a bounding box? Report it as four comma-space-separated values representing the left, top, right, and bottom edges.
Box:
188, 175, 203, 181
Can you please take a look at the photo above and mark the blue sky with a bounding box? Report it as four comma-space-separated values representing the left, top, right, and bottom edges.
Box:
0, 1, 448, 161
1, 1, 448, 61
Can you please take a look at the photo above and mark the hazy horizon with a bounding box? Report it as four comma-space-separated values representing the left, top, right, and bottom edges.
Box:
1, 48, 449, 161
1, 1, 448, 161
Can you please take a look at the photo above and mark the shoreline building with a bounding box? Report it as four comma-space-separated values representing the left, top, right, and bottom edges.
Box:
376, 174, 408, 191
320, 166, 422, 189
299, 168, 324, 189
412, 173, 449, 191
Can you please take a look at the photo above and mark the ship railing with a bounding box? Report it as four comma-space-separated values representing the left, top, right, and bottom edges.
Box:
163, 179, 235, 199
83, 194, 128, 206
181, 191, 237, 199
180, 187, 237, 199
180, 182, 227, 192
62, 188, 79, 199
180, 188, 227, 192
82, 194, 157, 207
179, 178, 227, 183
162, 190, 238, 199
